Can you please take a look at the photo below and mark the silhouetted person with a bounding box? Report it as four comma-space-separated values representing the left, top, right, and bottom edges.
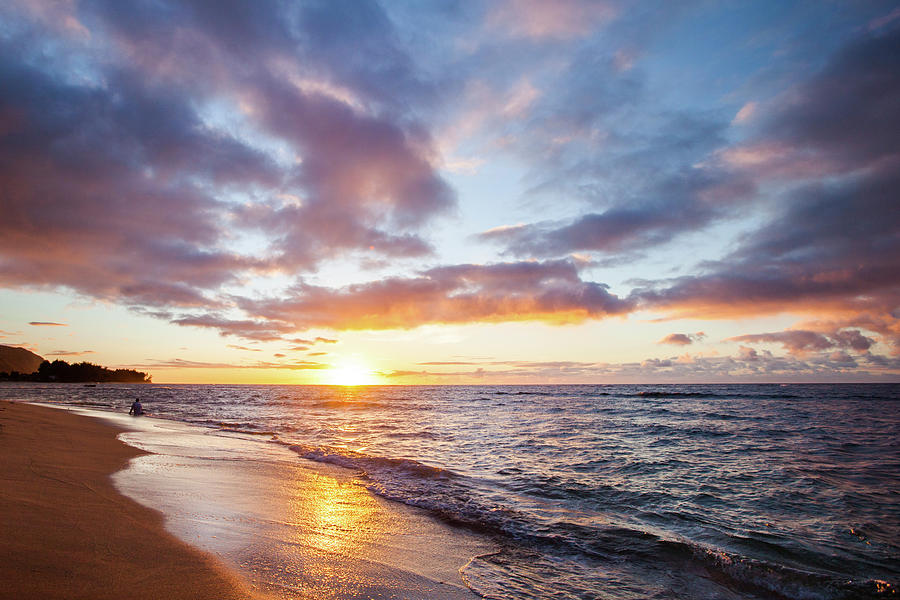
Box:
129, 398, 144, 416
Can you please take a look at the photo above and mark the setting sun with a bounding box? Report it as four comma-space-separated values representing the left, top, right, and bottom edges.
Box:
322, 358, 379, 386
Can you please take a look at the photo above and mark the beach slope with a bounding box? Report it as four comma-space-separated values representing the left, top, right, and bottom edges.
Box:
0, 401, 258, 600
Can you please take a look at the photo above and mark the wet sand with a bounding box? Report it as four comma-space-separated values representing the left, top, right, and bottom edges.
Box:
0, 400, 259, 600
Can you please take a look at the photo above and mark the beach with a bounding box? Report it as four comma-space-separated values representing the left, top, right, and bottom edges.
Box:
0, 398, 493, 599
0, 400, 257, 600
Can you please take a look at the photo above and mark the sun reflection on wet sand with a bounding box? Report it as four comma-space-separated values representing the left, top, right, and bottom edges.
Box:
242, 463, 491, 599
289, 473, 378, 556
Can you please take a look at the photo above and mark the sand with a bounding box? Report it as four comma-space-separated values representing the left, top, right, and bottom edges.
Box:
0, 400, 260, 600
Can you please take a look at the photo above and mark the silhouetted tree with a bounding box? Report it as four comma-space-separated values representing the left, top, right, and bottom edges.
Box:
1, 360, 151, 383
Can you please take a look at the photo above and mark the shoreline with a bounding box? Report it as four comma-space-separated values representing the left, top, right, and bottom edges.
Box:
1, 399, 493, 599
0, 400, 261, 600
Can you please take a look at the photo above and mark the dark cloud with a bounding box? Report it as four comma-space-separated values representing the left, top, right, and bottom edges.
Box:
0, 0, 453, 311
728, 328, 877, 357
729, 331, 834, 356
635, 27, 900, 349
28, 322, 67, 327
0, 30, 271, 307
479, 169, 754, 257
830, 329, 876, 352
636, 168, 900, 336
747, 24, 900, 177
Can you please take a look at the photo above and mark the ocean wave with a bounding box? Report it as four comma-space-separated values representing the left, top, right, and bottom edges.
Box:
462, 531, 897, 600
281, 439, 900, 600
634, 391, 803, 400
286, 443, 457, 480
691, 545, 896, 600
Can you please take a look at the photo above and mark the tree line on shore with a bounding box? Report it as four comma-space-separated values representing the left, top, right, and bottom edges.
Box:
0, 359, 151, 383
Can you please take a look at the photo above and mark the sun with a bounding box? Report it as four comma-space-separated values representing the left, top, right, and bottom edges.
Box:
323, 358, 379, 386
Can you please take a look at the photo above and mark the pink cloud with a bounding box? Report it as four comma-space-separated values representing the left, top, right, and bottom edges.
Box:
868, 7, 900, 31
237, 259, 633, 331
731, 101, 758, 125
487, 0, 617, 40
658, 332, 706, 346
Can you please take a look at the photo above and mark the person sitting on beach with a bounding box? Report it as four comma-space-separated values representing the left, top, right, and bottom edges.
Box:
129, 399, 144, 416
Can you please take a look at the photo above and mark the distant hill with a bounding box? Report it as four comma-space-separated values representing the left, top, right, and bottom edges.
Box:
0, 345, 45, 375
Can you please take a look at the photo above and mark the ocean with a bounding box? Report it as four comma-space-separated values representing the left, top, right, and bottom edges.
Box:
2, 383, 897, 599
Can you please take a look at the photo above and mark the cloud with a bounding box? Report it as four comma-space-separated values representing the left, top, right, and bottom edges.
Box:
0, 31, 272, 307
719, 25, 900, 179
384, 346, 899, 383
233, 75, 454, 268
479, 23, 898, 277
659, 332, 705, 346
731, 101, 757, 125
1, 1, 896, 384
480, 166, 755, 258
45, 350, 95, 356
869, 7, 900, 31
0, 0, 453, 313
728, 328, 877, 357
634, 27, 900, 347
473, 60, 753, 258
170, 315, 295, 342
237, 258, 634, 331
729, 330, 834, 356
486, 0, 618, 40
830, 329, 876, 352
28, 322, 67, 327
136, 358, 327, 370
636, 168, 900, 331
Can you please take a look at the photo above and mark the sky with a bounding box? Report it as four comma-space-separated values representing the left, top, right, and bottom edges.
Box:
1, 0, 899, 384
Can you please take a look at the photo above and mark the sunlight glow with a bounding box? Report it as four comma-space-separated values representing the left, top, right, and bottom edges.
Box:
323, 358, 379, 386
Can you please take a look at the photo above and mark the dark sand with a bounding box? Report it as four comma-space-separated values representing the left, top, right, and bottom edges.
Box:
0, 400, 260, 600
